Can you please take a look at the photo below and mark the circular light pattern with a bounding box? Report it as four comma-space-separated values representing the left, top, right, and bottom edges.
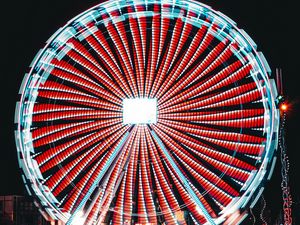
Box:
15, 0, 279, 224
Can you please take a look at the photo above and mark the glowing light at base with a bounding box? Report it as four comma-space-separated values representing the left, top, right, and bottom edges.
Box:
72, 211, 85, 225
15, 0, 279, 224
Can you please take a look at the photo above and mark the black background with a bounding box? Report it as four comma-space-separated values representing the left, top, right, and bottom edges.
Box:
0, 0, 299, 223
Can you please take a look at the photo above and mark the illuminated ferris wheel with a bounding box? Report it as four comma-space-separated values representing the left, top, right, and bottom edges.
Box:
15, 0, 280, 224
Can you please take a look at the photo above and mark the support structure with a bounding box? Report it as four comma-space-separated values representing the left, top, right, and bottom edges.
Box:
276, 68, 293, 225
279, 112, 293, 225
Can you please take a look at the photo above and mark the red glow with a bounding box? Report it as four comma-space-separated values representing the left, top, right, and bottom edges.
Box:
281, 103, 288, 111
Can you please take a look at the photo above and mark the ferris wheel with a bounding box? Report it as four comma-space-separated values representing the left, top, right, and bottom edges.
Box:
15, 0, 280, 224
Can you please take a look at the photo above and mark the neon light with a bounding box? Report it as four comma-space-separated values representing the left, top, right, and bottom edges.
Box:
15, 0, 279, 224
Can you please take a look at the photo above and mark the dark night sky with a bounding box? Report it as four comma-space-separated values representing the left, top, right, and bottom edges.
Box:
1, 0, 299, 223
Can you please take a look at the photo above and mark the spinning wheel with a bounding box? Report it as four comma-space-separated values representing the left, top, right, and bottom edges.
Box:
15, 0, 279, 224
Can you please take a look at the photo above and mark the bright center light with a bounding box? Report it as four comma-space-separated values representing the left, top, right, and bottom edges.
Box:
123, 98, 157, 124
